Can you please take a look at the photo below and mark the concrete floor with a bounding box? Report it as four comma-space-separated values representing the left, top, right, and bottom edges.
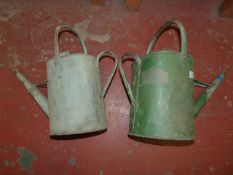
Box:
0, 0, 233, 174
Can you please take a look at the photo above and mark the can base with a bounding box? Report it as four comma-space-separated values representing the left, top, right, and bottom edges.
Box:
129, 132, 194, 141
50, 127, 107, 136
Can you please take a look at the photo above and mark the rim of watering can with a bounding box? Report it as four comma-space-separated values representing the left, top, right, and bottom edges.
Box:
146, 20, 188, 56
54, 25, 88, 57
143, 50, 192, 59
47, 52, 98, 65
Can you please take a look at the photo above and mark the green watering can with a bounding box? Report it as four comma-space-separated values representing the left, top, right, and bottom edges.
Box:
119, 20, 224, 140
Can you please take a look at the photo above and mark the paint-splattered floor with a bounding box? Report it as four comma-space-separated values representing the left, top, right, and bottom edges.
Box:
0, 0, 233, 174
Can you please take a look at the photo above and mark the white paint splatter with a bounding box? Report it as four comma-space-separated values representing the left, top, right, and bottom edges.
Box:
0, 34, 6, 45
223, 39, 228, 43
127, 150, 133, 155
74, 19, 111, 43
108, 98, 129, 115
88, 33, 111, 43
164, 170, 173, 175
99, 169, 104, 175
74, 19, 89, 41
8, 53, 21, 68
209, 166, 216, 172
7, 47, 29, 68
0, 2, 21, 22
227, 101, 232, 108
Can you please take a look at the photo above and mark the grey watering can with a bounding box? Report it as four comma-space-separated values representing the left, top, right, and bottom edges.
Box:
16, 25, 118, 136
119, 20, 224, 140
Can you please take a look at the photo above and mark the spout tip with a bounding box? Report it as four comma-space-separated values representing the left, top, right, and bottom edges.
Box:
216, 73, 224, 81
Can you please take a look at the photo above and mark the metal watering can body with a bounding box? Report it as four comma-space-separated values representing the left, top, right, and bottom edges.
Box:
16, 25, 118, 136
47, 53, 106, 135
119, 20, 224, 140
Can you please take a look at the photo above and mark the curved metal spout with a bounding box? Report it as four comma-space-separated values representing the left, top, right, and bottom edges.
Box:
194, 73, 224, 117
15, 69, 49, 116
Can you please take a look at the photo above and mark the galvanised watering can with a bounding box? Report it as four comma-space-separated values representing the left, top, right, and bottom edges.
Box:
16, 25, 118, 136
119, 20, 224, 140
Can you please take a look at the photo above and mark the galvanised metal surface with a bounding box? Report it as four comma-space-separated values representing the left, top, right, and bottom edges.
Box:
119, 20, 224, 140
16, 25, 118, 135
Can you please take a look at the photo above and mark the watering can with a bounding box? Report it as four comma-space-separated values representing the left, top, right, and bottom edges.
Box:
119, 20, 224, 140
15, 25, 118, 135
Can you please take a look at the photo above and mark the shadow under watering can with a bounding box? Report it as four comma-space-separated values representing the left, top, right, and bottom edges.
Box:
15, 25, 118, 136
119, 20, 224, 141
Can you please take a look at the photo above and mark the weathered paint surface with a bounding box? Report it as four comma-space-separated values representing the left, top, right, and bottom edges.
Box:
119, 20, 224, 140
0, 0, 232, 175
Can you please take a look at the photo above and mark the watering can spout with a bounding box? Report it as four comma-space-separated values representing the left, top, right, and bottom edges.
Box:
194, 73, 224, 117
15, 69, 49, 116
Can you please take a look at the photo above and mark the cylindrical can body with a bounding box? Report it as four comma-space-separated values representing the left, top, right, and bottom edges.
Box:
129, 51, 195, 140
47, 53, 106, 135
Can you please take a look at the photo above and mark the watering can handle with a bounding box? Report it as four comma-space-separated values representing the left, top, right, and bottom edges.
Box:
96, 51, 118, 98
119, 52, 141, 104
54, 25, 88, 57
146, 20, 187, 55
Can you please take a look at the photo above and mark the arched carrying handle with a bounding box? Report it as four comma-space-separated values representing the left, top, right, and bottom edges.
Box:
97, 51, 118, 98
119, 52, 141, 105
54, 25, 87, 57
146, 20, 187, 55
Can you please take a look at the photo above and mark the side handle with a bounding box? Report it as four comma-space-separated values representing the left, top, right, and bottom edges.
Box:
146, 20, 187, 55
96, 51, 118, 98
118, 52, 141, 105
54, 25, 87, 57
